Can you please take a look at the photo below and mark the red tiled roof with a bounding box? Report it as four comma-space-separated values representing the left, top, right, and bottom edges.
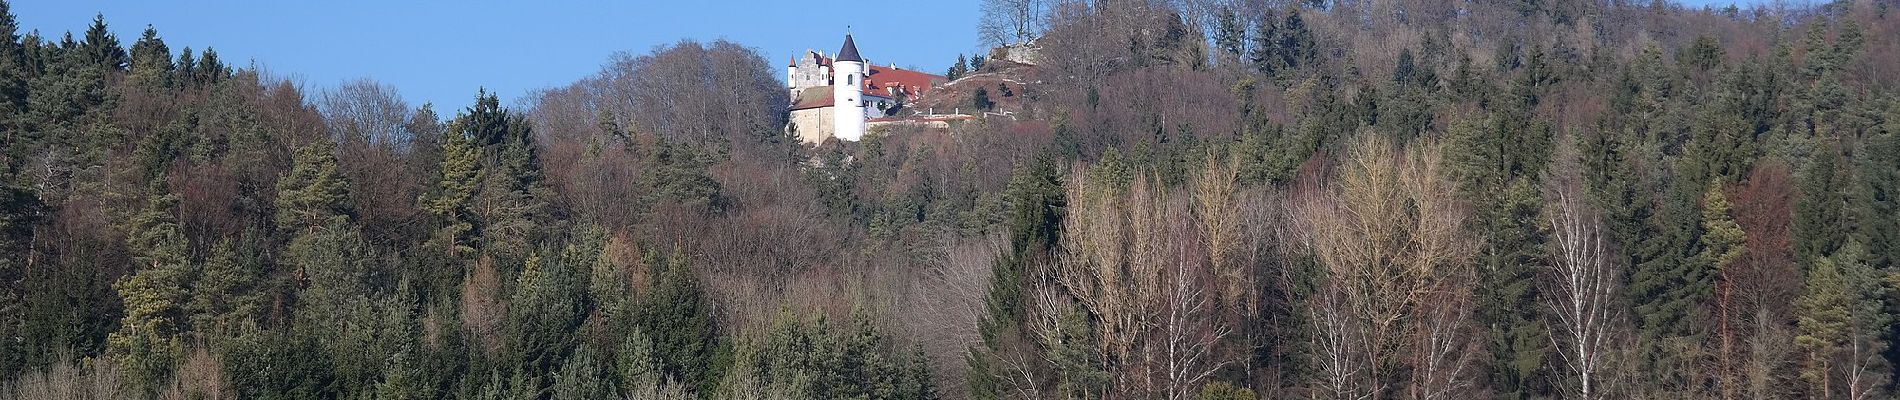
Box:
807, 54, 947, 100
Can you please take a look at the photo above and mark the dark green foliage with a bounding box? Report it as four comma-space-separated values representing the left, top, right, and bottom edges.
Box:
186, 238, 264, 336
551, 343, 617, 399
948, 54, 968, 81
973, 87, 994, 110
636, 249, 726, 394
727, 313, 938, 399
642, 137, 724, 212
968, 154, 1064, 399
224, 330, 335, 400
1796, 147, 1849, 264
1446, 112, 1555, 397
127, 25, 171, 86
1213, 7, 1245, 60
78, 14, 126, 71
275, 138, 353, 230
1627, 180, 1715, 392
108, 189, 192, 391
1249, 8, 1317, 78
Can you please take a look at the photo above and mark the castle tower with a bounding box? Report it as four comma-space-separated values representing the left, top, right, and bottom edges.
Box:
786, 57, 796, 89
831, 34, 866, 141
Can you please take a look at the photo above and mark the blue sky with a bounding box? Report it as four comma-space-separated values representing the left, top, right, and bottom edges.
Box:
11, 1, 983, 112
11, 1, 1769, 113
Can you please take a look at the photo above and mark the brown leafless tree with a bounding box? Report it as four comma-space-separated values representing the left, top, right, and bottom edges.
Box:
1052, 164, 1238, 399
1294, 134, 1477, 400
981, 0, 1049, 46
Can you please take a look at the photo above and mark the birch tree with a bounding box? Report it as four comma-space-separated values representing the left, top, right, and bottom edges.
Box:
1541, 143, 1623, 400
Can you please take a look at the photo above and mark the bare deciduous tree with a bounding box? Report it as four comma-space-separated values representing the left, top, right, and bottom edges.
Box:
1053, 164, 1238, 399
1294, 134, 1477, 400
1541, 140, 1624, 400
981, 0, 1048, 46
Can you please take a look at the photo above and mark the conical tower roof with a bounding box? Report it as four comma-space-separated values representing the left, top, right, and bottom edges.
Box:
836, 34, 863, 63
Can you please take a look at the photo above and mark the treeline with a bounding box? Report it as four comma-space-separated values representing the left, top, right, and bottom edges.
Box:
958, 0, 1900, 399
0, 2, 934, 399
3, 0, 1900, 399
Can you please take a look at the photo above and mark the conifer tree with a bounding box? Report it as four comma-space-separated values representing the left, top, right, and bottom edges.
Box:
186, 238, 262, 336
0, 0, 27, 126
949, 54, 968, 81
127, 25, 171, 87
1699, 182, 1747, 394
636, 249, 723, 394
78, 13, 126, 71
424, 126, 482, 258
1213, 7, 1245, 61
108, 187, 191, 392
275, 138, 353, 231
1796, 147, 1848, 264
1794, 243, 1891, 399
968, 154, 1064, 399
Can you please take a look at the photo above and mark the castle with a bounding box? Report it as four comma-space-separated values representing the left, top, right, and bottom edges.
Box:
787, 34, 947, 144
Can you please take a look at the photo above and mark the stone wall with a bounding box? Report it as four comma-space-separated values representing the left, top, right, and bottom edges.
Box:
789, 108, 835, 144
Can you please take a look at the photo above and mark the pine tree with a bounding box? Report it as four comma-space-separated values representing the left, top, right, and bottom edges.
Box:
1627, 180, 1713, 393
1699, 182, 1747, 394
968, 154, 1064, 399
1794, 243, 1891, 398
275, 138, 353, 231
1853, 115, 1900, 270
423, 126, 482, 258
507, 254, 586, 379
0, 0, 27, 128
1446, 112, 1554, 398
949, 54, 968, 81
552, 343, 617, 399
107, 188, 191, 393
185, 238, 262, 336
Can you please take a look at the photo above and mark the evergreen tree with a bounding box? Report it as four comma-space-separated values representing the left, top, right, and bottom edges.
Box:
1794, 243, 1892, 398
275, 138, 353, 231
107, 188, 191, 393
968, 154, 1064, 399
126, 25, 171, 87
0, 0, 27, 129
506, 254, 586, 380
636, 249, 725, 394
1213, 7, 1245, 61
1446, 112, 1554, 398
185, 238, 263, 336
1627, 180, 1715, 393
1796, 147, 1848, 264
423, 126, 482, 259
552, 343, 617, 399
949, 54, 968, 81
78, 13, 126, 71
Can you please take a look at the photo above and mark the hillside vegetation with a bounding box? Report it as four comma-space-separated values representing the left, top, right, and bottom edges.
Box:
4, 0, 1900, 399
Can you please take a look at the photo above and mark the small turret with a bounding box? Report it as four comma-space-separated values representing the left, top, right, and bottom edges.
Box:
831, 34, 867, 141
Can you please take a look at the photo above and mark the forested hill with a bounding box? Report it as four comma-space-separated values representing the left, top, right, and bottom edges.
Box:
3, 0, 1900, 398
